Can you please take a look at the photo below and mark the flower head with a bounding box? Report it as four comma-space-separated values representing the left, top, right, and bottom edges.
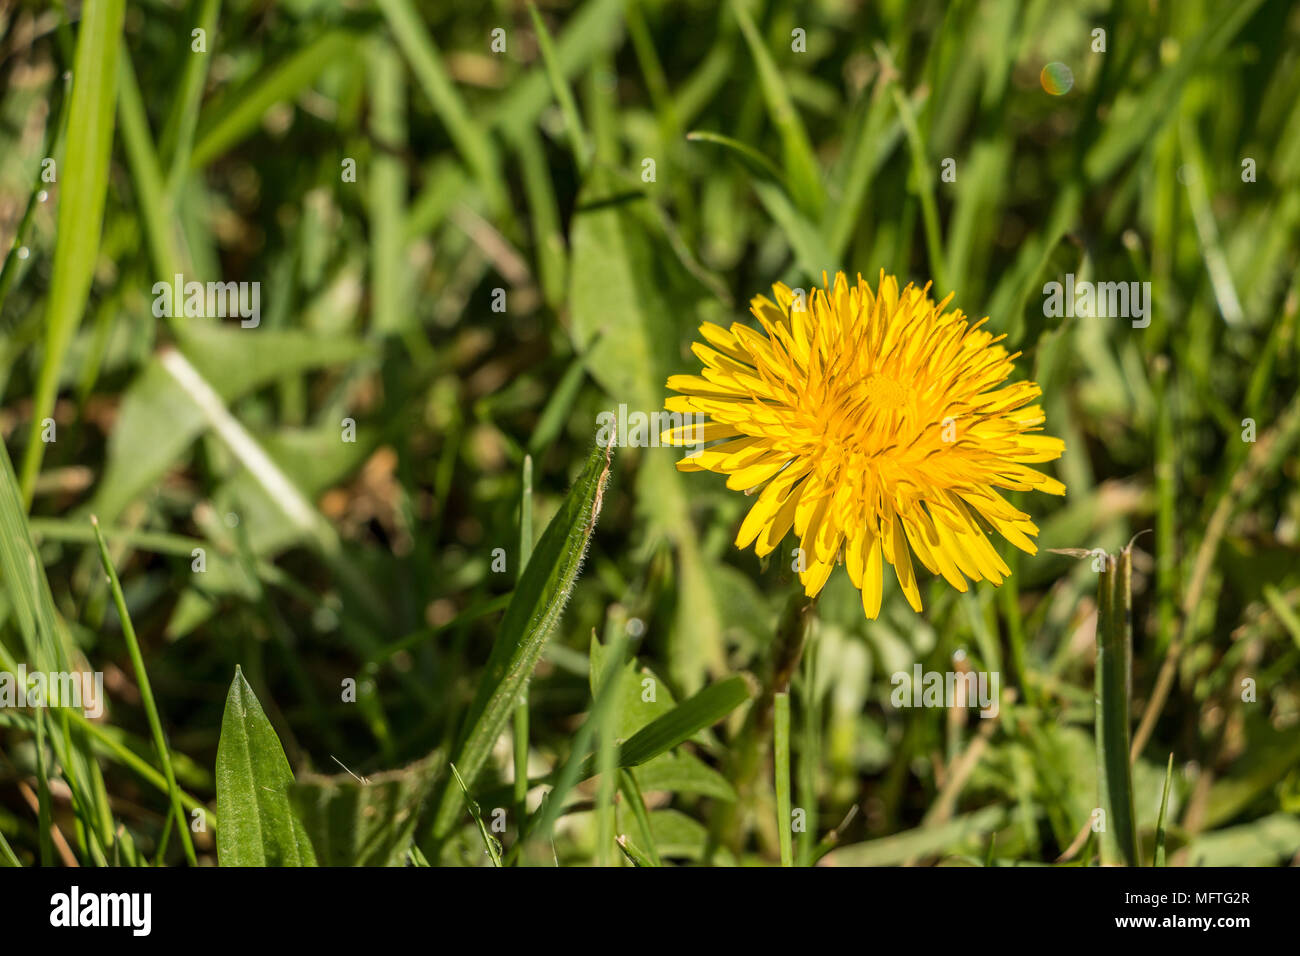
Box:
661, 271, 1065, 618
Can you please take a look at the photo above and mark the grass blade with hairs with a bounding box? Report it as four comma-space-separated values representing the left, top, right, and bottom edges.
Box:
430, 441, 612, 839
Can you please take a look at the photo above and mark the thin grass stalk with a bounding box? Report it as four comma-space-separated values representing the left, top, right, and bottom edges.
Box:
1095, 547, 1138, 866
91, 516, 197, 865
513, 455, 534, 852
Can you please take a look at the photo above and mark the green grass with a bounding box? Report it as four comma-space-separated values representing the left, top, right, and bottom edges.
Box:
0, 0, 1299, 868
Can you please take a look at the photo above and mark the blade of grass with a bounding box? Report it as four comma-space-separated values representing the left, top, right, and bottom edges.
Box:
374, 0, 502, 211
159, 0, 220, 192
512, 455, 534, 844
525, 621, 629, 854
614, 675, 751, 769
89, 516, 196, 865
875, 42, 946, 295
728, 0, 823, 218
189, 30, 356, 169
367, 37, 409, 337
489, 0, 624, 140
0, 827, 20, 867
615, 833, 656, 867
1154, 752, 1174, 867
512, 127, 567, 310
450, 763, 502, 867
430, 441, 612, 839
117, 44, 186, 285
594, 617, 626, 866
1096, 547, 1138, 866
527, 2, 591, 173
19, 0, 126, 503
617, 768, 661, 867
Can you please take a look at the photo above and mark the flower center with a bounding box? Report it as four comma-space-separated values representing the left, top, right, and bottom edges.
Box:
861, 373, 912, 409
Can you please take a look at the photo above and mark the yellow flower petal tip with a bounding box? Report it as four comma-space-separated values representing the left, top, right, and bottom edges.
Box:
663, 270, 1066, 619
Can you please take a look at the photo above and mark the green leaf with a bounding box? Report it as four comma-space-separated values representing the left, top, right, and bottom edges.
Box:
289, 758, 438, 867
215, 667, 316, 866
178, 324, 375, 406
526, 2, 591, 171
19, 0, 126, 501
568, 164, 726, 692
91, 330, 370, 524
820, 807, 1008, 867
632, 751, 737, 801
431, 441, 612, 837
684, 130, 785, 184
1185, 813, 1300, 867
588, 637, 735, 800
616, 675, 751, 769
648, 808, 711, 861
375, 0, 502, 210
728, 0, 824, 218
685, 131, 835, 279
0, 438, 68, 671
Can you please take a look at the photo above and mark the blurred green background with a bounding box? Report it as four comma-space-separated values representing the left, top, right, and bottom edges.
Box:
1, 0, 1298, 866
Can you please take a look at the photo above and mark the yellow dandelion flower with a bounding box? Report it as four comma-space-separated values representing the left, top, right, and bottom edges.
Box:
661, 270, 1066, 618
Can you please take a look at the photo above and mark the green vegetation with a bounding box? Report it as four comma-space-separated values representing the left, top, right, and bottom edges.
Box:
0, 0, 1298, 867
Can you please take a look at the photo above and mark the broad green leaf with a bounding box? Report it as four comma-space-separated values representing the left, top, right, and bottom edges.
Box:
588, 634, 677, 737
649, 808, 711, 861
178, 324, 375, 405
289, 758, 438, 867
568, 165, 725, 692
431, 441, 612, 837
820, 807, 1008, 867
92, 329, 370, 524
568, 167, 703, 428
1184, 813, 1300, 867
1202, 718, 1300, 828
19, 0, 126, 500
587, 636, 735, 800
215, 667, 316, 866
633, 751, 736, 801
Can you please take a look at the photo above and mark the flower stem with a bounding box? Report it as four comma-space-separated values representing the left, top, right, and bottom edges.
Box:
774, 691, 793, 867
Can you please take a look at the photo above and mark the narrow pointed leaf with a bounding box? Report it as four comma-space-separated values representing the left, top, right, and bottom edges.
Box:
215, 667, 316, 866
432, 441, 612, 836
616, 675, 751, 769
